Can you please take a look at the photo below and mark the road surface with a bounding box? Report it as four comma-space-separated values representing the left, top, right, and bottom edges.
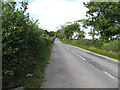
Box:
44, 39, 119, 88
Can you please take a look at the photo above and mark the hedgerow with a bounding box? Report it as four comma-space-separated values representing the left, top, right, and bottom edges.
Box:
2, 2, 54, 88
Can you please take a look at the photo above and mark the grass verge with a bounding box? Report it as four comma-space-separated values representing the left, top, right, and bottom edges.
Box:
19, 45, 53, 88
62, 41, 120, 61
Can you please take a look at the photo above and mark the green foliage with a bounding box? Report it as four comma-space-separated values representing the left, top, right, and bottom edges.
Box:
56, 29, 65, 40
94, 40, 104, 48
64, 39, 93, 47
64, 23, 80, 39
49, 31, 55, 37
63, 39, 119, 54
102, 40, 119, 53
56, 23, 85, 40
2, 2, 54, 88
77, 31, 85, 39
19, 45, 53, 88
83, 2, 120, 41
62, 39, 119, 60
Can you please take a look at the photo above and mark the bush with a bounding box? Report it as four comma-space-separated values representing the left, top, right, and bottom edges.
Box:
94, 40, 104, 48
63, 39, 119, 54
2, 2, 54, 88
102, 40, 119, 53
65, 39, 94, 47
62, 39, 119, 60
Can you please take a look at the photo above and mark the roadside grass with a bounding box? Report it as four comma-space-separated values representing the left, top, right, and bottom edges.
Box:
19, 45, 53, 88
62, 41, 120, 61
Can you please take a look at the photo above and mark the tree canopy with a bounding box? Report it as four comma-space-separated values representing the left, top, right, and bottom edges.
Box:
83, 2, 120, 41
56, 23, 85, 40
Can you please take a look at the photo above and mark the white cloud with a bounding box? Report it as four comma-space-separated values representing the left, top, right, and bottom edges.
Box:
27, 0, 88, 31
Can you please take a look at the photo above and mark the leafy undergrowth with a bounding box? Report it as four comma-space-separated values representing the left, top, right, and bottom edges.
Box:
62, 40, 119, 61
19, 45, 53, 88
2, 2, 55, 89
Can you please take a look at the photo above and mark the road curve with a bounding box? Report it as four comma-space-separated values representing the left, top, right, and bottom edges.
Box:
44, 39, 118, 88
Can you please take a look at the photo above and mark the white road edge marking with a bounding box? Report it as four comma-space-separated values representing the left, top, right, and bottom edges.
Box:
104, 71, 116, 80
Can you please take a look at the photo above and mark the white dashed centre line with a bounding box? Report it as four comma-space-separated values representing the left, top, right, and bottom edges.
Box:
65, 47, 69, 50
71, 51, 74, 52
104, 71, 116, 80
71, 51, 86, 61
79, 55, 86, 61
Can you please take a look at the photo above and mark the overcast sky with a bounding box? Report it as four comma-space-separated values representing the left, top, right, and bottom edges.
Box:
27, 0, 89, 31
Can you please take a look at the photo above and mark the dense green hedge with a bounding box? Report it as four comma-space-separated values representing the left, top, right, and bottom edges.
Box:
2, 2, 54, 88
63, 39, 119, 54
62, 39, 119, 60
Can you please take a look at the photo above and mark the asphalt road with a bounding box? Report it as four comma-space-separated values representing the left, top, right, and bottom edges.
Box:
44, 38, 119, 88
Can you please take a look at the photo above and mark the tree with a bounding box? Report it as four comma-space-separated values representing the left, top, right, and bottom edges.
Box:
83, 2, 120, 41
56, 23, 85, 40
64, 23, 81, 39
49, 31, 55, 37
77, 31, 85, 39
56, 29, 65, 40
